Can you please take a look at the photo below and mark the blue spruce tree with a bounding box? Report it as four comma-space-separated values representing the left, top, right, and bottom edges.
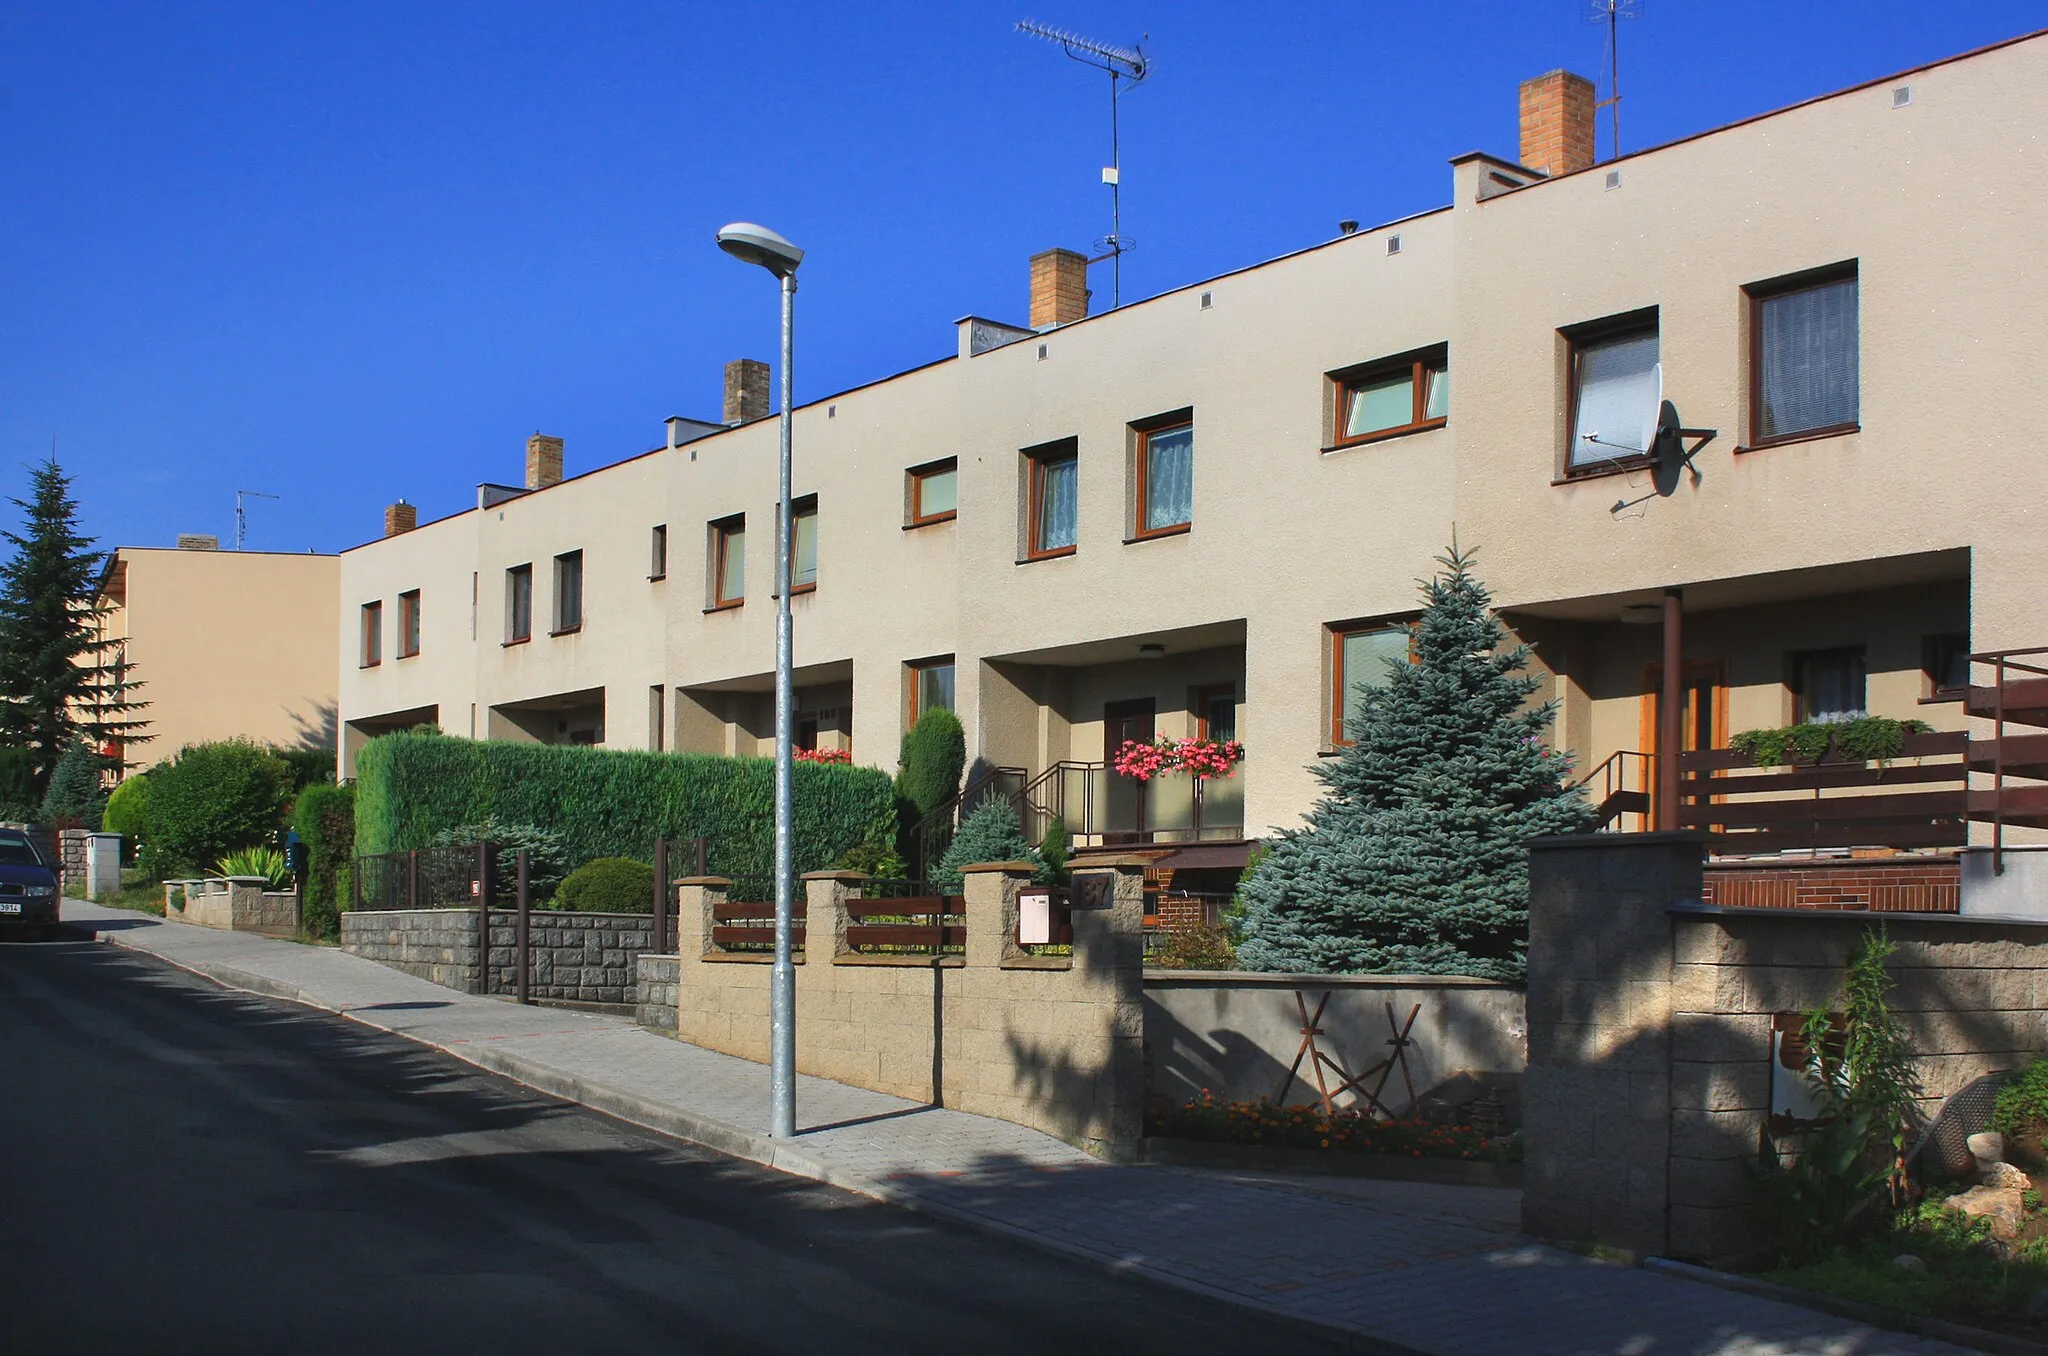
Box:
1235, 545, 1594, 980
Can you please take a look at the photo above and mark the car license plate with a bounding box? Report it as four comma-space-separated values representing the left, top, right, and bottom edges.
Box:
0, 901, 21, 914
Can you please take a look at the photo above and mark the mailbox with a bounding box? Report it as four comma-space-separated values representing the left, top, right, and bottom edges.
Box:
1017, 885, 1071, 946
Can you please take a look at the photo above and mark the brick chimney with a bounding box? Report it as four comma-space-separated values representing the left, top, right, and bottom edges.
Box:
525, 433, 564, 490
384, 500, 416, 536
1029, 248, 1090, 330
723, 359, 770, 425
1518, 70, 1596, 178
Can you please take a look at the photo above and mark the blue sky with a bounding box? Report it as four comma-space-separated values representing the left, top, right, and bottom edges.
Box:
3, 2, 2039, 554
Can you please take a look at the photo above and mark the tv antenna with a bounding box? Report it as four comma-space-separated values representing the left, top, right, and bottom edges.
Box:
1016, 19, 1150, 308
1587, 0, 1639, 160
234, 489, 278, 550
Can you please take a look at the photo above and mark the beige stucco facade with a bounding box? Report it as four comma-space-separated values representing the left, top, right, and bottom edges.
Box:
98, 546, 340, 771
337, 33, 2048, 850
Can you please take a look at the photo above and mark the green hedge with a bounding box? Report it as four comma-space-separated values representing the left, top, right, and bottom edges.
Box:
352, 732, 895, 880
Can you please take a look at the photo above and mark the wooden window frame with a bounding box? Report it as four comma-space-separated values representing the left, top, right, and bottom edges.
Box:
1744, 262, 1860, 452
1328, 622, 1415, 747
708, 515, 745, 612
1192, 683, 1238, 742
550, 550, 584, 636
787, 495, 818, 596
1130, 411, 1195, 542
1023, 441, 1078, 562
906, 458, 958, 529
905, 656, 956, 730
649, 524, 668, 581
1922, 632, 1972, 703
1326, 347, 1448, 451
1559, 309, 1660, 482
359, 600, 382, 668
503, 565, 532, 646
396, 590, 420, 659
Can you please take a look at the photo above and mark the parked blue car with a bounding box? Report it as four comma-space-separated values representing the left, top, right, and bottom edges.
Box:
0, 829, 62, 940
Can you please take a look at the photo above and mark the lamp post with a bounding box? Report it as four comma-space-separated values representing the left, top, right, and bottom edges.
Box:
715, 221, 805, 1140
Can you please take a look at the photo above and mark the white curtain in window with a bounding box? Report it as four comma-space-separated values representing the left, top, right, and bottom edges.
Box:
1570, 330, 1660, 467
1039, 458, 1077, 550
792, 509, 818, 587
1144, 426, 1194, 530
1760, 278, 1858, 439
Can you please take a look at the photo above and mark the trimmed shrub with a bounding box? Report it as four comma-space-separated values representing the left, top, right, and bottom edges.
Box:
896, 708, 965, 822
551, 857, 655, 913
142, 739, 294, 880
353, 733, 895, 881
103, 772, 150, 838
292, 781, 354, 940
40, 741, 107, 827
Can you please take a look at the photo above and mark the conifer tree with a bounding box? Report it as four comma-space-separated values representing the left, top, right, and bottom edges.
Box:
1235, 545, 1594, 980
40, 740, 108, 827
930, 797, 1041, 890
0, 459, 149, 792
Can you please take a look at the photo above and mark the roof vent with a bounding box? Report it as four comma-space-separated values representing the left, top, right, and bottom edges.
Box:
1892, 84, 1913, 109
1199, 291, 1212, 309
1386, 234, 1402, 255
1338, 220, 1360, 236
176, 533, 219, 551
1604, 169, 1622, 190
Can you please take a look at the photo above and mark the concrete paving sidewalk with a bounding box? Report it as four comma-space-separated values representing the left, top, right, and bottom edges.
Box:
62, 901, 1980, 1356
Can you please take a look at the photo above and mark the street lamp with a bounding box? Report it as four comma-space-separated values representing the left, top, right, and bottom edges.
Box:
716, 220, 804, 1140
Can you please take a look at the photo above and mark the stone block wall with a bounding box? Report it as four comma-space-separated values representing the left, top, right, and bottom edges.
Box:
483, 911, 654, 1006
167, 876, 300, 936
1703, 856, 1960, 913
341, 907, 656, 1004
1144, 971, 1526, 1116
1523, 830, 2048, 1262
342, 908, 480, 990
673, 860, 1146, 1158
635, 954, 679, 1031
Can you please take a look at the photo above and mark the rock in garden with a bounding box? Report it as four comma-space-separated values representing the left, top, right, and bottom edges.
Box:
1943, 1183, 2026, 1241
1982, 1160, 2032, 1191
1891, 1254, 1927, 1273
1967, 1130, 2006, 1169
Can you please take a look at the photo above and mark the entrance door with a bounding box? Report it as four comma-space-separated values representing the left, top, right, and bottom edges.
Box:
1641, 659, 1727, 826
1103, 698, 1156, 843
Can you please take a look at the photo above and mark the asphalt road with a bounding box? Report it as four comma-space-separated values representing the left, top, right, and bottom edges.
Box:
2, 938, 1342, 1356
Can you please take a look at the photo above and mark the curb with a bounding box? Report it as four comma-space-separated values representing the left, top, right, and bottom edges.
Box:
1643, 1257, 2045, 1356
86, 926, 1428, 1354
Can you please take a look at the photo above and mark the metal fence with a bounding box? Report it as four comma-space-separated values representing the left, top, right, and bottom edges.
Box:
353, 845, 490, 912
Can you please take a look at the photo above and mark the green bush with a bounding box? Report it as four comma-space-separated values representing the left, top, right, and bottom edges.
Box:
292, 781, 354, 940
353, 733, 895, 881
141, 739, 294, 879
1037, 816, 1070, 884
40, 741, 108, 827
1730, 717, 1935, 768
274, 746, 336, 792
103, 772, 150, 838
1989, 1057, 2048, 1137
896, 708, 965, 822
0, 746, 37, 821
551, 857, 655, 913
